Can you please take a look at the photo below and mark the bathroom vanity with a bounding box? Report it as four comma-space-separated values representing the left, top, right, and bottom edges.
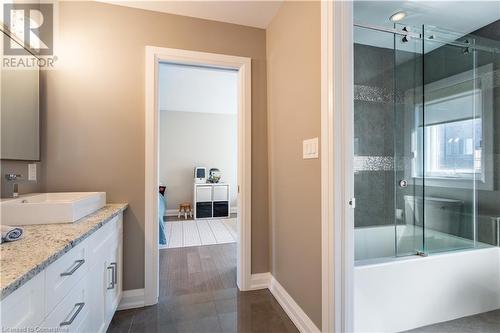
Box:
0, 24, 127, 333
0, 204, 127, 332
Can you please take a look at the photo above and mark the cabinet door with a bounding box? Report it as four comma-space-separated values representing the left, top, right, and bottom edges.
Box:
87, 261, 105, 333
104, 244, 119, 321
104, 217, 122, 327
1, 272, 45, 330
87, 213, 122, 333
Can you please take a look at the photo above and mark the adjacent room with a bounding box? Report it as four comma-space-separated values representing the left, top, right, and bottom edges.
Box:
157, 63, 238, 250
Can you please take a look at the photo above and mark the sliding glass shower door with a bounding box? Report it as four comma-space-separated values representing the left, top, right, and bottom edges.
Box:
419, 26, 479, 254
393, 24, 424, 257
354, 22, 498, 262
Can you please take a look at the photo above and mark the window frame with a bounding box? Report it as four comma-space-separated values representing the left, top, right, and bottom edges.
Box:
409, 63, 494, 190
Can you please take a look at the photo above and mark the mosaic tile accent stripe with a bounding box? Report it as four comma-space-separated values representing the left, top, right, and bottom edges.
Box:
354, 85, 403, 103
355, 154, 499, 177
354, 156, 394, 172
355, 69, 499, 104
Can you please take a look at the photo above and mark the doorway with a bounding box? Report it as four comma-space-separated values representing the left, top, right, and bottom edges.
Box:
144, 47, 252, 306
158, 63, 238, 249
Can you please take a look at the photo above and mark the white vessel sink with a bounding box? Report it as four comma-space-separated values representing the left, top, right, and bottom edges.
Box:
0, 192, 106, 225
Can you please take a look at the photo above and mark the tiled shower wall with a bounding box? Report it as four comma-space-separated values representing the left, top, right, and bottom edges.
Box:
353, 43, 395, 228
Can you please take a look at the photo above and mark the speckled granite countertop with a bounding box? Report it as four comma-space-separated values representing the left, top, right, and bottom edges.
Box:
0, 203, 128, 300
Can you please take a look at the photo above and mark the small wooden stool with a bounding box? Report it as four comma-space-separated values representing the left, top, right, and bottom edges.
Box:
178, 202, 193, 219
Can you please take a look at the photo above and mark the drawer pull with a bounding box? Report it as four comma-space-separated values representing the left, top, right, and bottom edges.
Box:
107, 264, 115, 290
60, 259, 85, 276
60, 302, 85, 327
107, 262, 118, 290
110, 262, 117, 285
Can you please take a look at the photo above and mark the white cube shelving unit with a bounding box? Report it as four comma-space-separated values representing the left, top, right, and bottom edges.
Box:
193, 183, 230, 219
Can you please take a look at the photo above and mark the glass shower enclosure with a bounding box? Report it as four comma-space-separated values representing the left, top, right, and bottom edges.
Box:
354, 23, 500, 262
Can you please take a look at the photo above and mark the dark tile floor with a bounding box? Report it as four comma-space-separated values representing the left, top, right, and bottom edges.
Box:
107, 243, 298, 333
403, 309, 500, 333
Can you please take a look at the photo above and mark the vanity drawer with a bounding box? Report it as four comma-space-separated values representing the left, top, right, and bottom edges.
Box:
45, 241, 88, 313
41, 275, 90, 332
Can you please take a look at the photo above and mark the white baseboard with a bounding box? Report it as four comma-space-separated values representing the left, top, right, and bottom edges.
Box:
269, 277, 321, 333
118, 277, 319, 333
165, 209, 179, 217
249, 272, 272, 290
117, 289, 145, 311
249, 273, 320, 333
165, 207, 238, 217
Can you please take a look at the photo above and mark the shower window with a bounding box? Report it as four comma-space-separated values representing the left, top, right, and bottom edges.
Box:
422, 118, 482, 178
411, 64, 494, 190
414, 91, 483, 179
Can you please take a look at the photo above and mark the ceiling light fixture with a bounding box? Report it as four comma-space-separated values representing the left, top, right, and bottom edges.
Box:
390, 11, 406, 22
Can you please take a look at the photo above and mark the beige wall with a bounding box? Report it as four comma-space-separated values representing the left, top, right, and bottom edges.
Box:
266, 1, 322, 328
41, 1, 269, 290
0, 161, 41, 198
159, 111, 238, 210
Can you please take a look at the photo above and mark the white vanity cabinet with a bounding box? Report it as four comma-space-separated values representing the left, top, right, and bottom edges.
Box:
1, 213, 123, 333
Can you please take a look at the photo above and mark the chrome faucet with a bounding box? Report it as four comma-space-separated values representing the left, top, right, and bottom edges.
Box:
5, 174, 22, 198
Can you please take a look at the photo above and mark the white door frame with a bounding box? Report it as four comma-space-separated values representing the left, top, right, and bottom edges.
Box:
144, 46, 252, 306
321, 1, 354, 332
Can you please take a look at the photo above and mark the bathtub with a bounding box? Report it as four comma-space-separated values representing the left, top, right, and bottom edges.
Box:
354, 225, 500, 332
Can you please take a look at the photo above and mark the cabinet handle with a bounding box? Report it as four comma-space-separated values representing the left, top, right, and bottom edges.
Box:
110, 262, 117, 285
60, 302, 85, 327
107, 265, 115, 290
60, 259, 85, 276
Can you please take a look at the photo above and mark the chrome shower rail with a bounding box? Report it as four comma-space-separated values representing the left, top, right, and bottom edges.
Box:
354, 22, 421, 38
354, 22, 500, 54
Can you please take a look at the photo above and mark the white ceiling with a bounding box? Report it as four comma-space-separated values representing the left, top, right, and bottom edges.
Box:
354, 1, 500, 52
97, 0, 283, 28
158, 63, 238, 115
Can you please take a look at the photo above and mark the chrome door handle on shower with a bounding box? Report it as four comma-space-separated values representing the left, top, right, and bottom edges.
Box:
399, 179, 408, 188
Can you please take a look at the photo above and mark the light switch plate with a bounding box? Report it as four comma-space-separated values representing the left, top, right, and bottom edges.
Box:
28, 163, 37, 181
303, 137, 319, 159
